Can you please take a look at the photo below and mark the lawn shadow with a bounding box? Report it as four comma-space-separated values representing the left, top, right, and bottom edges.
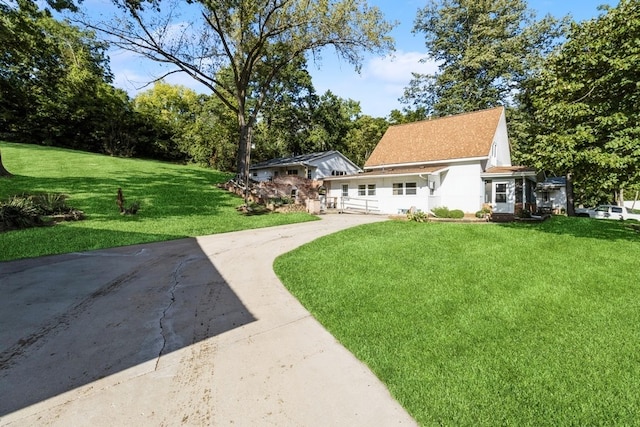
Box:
0, 237, 255, 416
498, 216, 640, 242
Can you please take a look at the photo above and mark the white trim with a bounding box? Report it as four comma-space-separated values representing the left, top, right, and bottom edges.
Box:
366, 156, 489, 170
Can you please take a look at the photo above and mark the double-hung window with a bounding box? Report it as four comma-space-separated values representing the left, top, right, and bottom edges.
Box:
392, 182, 417, 196
341, 184, 349, 197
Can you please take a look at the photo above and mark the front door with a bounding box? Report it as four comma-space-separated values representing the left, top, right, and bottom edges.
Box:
492, 181, 513, 213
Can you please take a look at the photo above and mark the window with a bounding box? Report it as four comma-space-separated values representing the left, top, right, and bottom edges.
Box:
341, 184, 349, 197
331, 170, 346, 176
393, 182, 417, 196
307, 170, 312, 179
359, 184, 376, 196
287, 169, 298, 175
612, 207, 623, 213
495, 183, 507, 203
515, 178, 523, 204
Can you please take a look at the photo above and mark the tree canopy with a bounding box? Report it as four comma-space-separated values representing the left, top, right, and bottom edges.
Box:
79, 0, 395, 186
519, 0, 640, 208
401, 0, 563, 118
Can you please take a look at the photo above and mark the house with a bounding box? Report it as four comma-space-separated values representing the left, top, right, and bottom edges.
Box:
536, 177, 567, 214
249, 151, 362, 182
323, 107, 537, 215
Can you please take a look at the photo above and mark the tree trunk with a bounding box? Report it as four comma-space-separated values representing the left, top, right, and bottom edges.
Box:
0, 150, 12, 178
566, 172, 575, 216
567, 172, 576, 216
236, 119, 253, 205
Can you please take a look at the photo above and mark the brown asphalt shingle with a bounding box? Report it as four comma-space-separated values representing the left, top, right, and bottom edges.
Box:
365, 107, 504, 168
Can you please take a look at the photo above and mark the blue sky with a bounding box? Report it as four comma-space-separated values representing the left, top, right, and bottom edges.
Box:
107, 0, 615, 118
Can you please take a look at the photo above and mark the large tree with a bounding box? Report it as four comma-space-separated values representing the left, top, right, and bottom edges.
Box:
1, 0, 128, 152
401, 0, 563, 117
519, 0, 640, 210
79, 0, 394, 189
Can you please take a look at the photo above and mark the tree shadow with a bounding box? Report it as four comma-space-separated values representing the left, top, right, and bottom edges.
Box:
497, 215, 640, 242
0, 236, 256, 416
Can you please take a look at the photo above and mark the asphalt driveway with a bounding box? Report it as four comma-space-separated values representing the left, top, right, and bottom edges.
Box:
0, 214, 417, 426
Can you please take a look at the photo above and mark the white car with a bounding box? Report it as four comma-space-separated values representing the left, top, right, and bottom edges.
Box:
577, 205, 640, 221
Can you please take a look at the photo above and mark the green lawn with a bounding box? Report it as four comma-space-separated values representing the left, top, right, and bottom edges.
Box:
274, 218, 640, 426
0, 141, 316, 261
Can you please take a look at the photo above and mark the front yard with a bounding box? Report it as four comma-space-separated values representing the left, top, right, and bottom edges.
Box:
274, 217, 640, 426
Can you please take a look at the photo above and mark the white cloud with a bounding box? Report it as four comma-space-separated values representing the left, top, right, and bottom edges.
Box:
365, 50, 438, 83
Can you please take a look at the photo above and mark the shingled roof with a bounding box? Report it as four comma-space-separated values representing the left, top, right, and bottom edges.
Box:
251, 151, 337, 169
365, 107, 505, 168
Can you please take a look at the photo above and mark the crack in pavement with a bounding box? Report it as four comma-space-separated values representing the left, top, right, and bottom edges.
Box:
155, 256, 200, 371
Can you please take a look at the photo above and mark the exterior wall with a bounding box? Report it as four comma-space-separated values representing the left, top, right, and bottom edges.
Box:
486, 110, 512, 169
536, 186, 567, 213
311, 153, 361, 180
437, 163, 484, 213
251, 153, 360, 182
326, 162, 486, 215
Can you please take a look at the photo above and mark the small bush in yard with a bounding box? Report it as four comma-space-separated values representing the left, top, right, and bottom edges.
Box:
407, 211, 429, 222
0, 193, 83, 232
432, 206, 464, 219
0, 195, 43, 230
432, 206, 450, 218
449, 209, 464, 219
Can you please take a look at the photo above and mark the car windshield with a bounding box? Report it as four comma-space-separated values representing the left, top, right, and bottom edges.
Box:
596, 206, 609, 212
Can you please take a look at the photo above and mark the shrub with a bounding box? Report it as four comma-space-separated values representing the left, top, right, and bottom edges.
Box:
432, 206, 464, 219
31, 193, 70, 215
431, 206, 450, 218
0, 195, 43, 230
407, 211, 429, 222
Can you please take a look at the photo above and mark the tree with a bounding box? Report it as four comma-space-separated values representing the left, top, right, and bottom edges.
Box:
519, 0, 640, 210
1, 0, 126, 152
401, 0, 563, 117
78, 0, 395, 192
0, 150, 11, 177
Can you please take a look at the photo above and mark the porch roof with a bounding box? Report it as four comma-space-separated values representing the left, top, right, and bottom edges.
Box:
481, 166, 536, 179
323, 165, 447, 181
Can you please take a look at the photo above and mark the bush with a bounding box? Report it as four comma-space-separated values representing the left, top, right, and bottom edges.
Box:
432, 206, 464, 219
432, 206, 450, 218
0, 195, 43, 231
0, 193, 83, 232
407, 211, 429, 222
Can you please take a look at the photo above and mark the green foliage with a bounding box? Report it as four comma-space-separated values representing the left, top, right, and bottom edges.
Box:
0, 141, 316, 260
80, 0, 396, 178
406, 210, 429, 222
0, 195, 43, 230
476, 207, 491, 218
401, 0, 565, 117
275, 218, 640, 425
519, 0, 640, 206
431, 206, 465, 219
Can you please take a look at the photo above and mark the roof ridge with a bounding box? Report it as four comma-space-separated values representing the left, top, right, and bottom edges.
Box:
390, 106, 504, 128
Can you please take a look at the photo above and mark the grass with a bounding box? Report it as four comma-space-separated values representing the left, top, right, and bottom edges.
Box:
274, 217, 640, 426
0, 141, 316, 261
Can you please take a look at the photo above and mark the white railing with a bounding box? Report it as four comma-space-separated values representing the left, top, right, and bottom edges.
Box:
339, 197, 379, 214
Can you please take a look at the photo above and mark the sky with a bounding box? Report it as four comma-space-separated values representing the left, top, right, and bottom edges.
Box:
106, 0, 616, 118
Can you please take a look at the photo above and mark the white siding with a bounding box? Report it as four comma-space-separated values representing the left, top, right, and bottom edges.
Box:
312, 153, 361, 180
327, 164, 485, 215
437, 163, 484, 213
486, 109, 511, 169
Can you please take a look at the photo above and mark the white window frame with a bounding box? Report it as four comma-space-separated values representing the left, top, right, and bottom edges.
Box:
405, 182, 417, 195
341, 184, 349, 197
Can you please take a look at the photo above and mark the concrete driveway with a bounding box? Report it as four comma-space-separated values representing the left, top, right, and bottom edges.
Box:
0, 214, 417, 426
